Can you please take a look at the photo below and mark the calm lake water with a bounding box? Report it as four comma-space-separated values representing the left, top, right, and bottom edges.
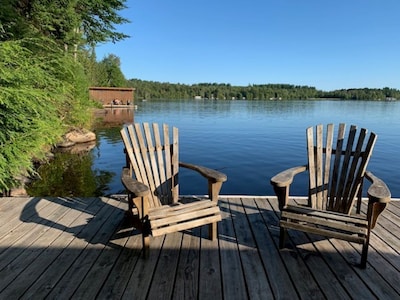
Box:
28, 99, 400, 198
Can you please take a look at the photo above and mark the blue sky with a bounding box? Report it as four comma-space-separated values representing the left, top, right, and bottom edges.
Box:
96, 0, 400, 91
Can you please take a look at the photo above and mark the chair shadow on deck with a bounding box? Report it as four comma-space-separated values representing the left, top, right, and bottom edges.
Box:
19, 196, 134, 249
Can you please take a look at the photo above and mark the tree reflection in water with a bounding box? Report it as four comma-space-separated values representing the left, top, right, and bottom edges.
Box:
27, 108, 133, 197
26, 146, 114, 197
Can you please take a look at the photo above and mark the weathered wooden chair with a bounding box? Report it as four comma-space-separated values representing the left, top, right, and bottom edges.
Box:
121, 122, 227, 256
271, 123, 391, 268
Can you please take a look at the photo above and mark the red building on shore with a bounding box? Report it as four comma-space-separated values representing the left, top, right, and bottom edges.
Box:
89, 87, 135, 106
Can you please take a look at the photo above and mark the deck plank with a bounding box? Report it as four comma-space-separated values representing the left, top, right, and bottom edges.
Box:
19, 197, 105, 299
0, 196, 399, 299
278, 221, 352, 299
332, 238, 399, 299
44, 197, 125, 300
250, 198, 299, 299
218, 198, 248, 299
0, 199, 73, 293
2, 197, 99, 299
261, 197, 326, 299
146, 231, 183, 299
121, 235, 165, 300
229, 197, 273, 299
0, 197, 31, 231
71, 201, 129, 299
198, 226, 223, 299
96, 228, 142, 299
172, 227, 201, 300
0, 197, 65, 250
288, 198, 377, 299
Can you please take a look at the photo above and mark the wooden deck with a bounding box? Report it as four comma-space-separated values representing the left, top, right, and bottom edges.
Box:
0, 195, 399, 299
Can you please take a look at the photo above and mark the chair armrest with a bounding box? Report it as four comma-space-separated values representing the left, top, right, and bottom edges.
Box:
179, 162, 227, 182
365, 171, 391, 204
270, 165, 308, 188
121, 167, 150, 197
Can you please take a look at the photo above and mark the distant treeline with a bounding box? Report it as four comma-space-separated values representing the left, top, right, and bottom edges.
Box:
127, 79, 400, 101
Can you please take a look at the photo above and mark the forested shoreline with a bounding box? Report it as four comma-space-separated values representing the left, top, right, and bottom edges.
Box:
128, 79, 400, 101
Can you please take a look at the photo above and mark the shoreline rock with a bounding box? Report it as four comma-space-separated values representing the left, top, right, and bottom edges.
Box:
57, 129, 96, 148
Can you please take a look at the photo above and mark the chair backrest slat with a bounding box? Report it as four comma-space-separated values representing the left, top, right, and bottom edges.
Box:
171, 126, 179, 203
334, 125, 357, 211
143, 123, 163, 206
163, 124, 173, 204
121, 127, 142, 182
134, 123, 159, 207
127, 125, 148, 186
307, 124, 376, 214
307, 126, 317, 207
341, 128, 366, 210
153, 124, 167, 198
328, 124, 346, 210
315, 124, 323, 209
323, 124, 334, 209
121, 123, 180, 207
345, 132, 376, 212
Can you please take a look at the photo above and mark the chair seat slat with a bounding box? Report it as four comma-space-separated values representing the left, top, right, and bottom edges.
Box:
150, 206, 221, 228
280, 221, 366, 244
152, 215, 222, 237
281, 211, 368, 234
284, 204, 367, 224
149, 200, 218, 219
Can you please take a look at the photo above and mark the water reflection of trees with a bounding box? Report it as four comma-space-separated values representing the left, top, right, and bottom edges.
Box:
26, 151, 114, 197
95, 127, 124, 144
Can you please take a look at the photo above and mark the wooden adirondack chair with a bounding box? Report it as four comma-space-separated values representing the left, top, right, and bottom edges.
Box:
271, 123, 391, 268
121, 123, 227, 256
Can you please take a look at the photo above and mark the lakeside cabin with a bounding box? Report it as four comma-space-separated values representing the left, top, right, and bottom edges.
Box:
89, 87, 135, 107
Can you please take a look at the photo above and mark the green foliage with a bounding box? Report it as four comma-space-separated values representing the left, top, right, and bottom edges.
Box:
78, 47, 99, 86
127, 79, 400, 101
96, 54, 127, 87
0, 1, 129, 193
127, 79, 319, 100
78, 0, 130, 45
0, 0, 31, 40
0, 38, 94, 190
0, 0, 129, 46
321, 88, 400, 100
29, 0, 82, 46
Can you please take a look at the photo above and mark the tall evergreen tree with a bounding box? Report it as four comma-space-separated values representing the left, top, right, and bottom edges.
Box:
0, 0, 129, 47
97, 54, 126, 87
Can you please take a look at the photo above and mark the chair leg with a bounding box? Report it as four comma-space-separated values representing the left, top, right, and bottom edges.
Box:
209, 222, 217, 240
141, 216, 151, 258
360, 235, 370, 269
142, 234, 150, 258
279, 227, 287, 249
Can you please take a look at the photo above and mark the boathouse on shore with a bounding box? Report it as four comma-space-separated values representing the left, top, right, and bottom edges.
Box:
89, 87, 135, 106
